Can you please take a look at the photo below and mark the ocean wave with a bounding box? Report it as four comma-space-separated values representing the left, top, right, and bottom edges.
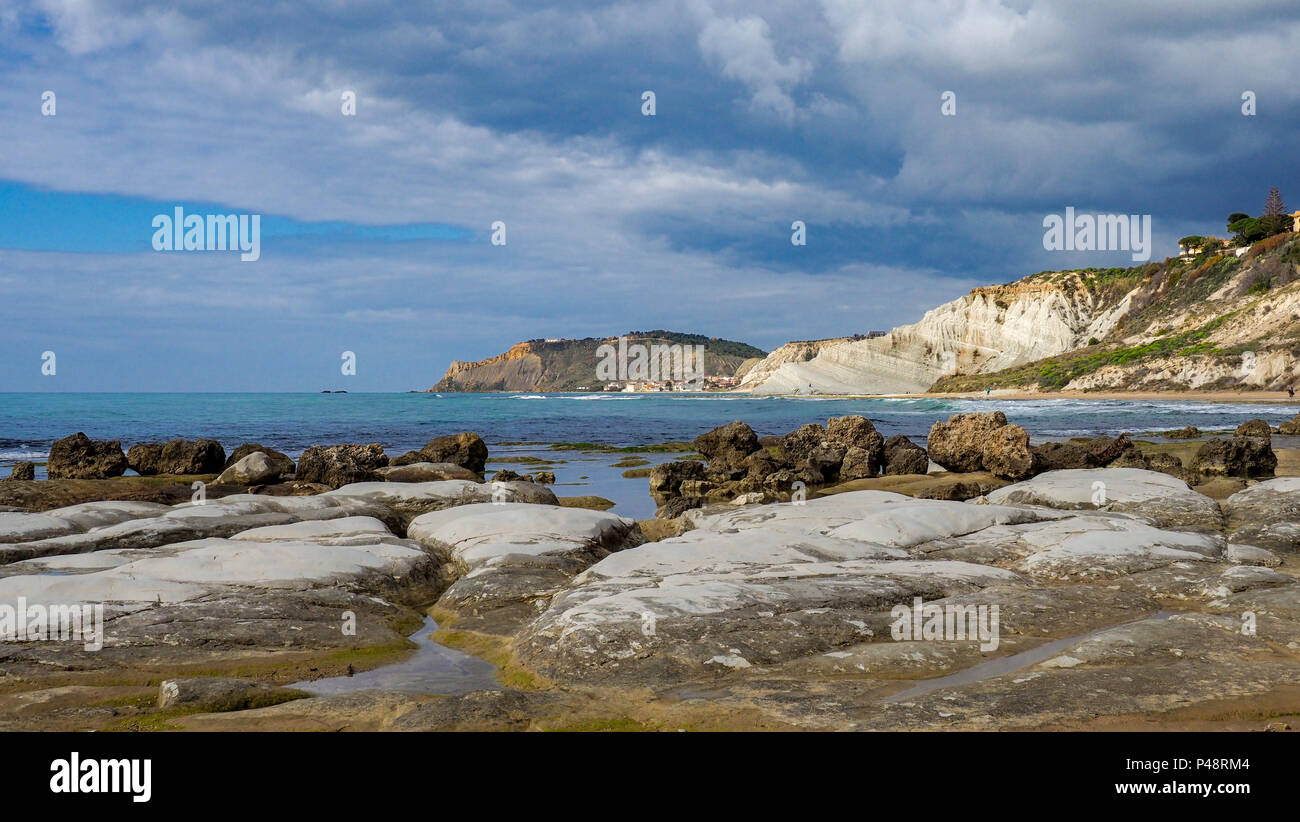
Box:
0, 449, 46, 461
510, 395, 548, 400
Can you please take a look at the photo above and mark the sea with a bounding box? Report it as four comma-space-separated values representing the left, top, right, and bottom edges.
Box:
2, 392, 1296, 519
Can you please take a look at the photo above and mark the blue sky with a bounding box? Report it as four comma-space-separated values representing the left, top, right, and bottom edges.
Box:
1, 0, 1298, 391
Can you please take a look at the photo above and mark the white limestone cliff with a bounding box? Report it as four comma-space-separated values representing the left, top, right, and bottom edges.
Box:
739, 274, 1132, 394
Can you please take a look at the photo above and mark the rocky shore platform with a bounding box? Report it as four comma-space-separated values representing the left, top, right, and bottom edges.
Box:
1, 417, 1299, 732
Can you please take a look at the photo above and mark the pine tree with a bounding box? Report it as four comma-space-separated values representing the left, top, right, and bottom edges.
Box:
1262, 187, 1288, 235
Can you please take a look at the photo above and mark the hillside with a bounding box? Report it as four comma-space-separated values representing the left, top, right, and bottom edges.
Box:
432, 331, 766, 392
931, 233, 1300, 392
738, 233, 1300, 395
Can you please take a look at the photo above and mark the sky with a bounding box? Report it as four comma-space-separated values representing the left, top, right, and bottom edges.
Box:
1, 0, 1298, 391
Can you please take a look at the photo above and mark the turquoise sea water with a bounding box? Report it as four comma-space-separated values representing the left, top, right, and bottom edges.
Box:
2, 392, 1296, 518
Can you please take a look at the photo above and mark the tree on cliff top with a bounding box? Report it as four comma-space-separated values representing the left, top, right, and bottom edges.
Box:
1263, 187, 1289, 236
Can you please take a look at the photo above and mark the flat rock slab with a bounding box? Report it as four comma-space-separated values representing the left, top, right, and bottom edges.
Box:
408, 503, 642, 634
0, 501, 172, 544
0, 536, 430, 607
986, 468, 1224, 531
514, 499, 1036, 685
326, 480, 557, 520
0, 495, 395, 564
1223, 477, 1300, 552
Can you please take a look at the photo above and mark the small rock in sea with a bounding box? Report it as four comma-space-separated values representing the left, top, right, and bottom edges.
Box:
7, 462, 35, 481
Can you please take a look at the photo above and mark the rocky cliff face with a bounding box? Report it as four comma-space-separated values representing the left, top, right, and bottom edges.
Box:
741, 234, 1300, 395
739, 275, 1132, 394
931, 234, 1300, 393
433, 333, 765, 392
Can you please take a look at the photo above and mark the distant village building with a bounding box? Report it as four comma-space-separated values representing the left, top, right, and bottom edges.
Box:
1291, 211, 1300, 233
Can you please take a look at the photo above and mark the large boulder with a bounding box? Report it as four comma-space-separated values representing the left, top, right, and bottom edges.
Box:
157, 438, 227, 475
46, 433, 128, 479
1279, 413, 1300, 435
411, 432, 488, 474
296, 443, 390, 488
8, 463, 35, 481
882, 435, 928, 476
648, 460, 705, 494
1235, 419, 1273, 440
214, 452, 283, 486
926, 412, 1008, 473
126, 442, 164, 475
225, 443, 295, 476
839, 446, 881, 480
827, 416, 884, 475
1222, 477, 1300, 552
980, 424, 1039, 480
693, 421, 761, 472
780, 423, 828, 465
986, 467, 1225, 531
1193, 437, 1277, 479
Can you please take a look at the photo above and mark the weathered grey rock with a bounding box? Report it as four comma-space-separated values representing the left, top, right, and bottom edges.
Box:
7, 463, 35, 481
927, 412, 1008, 473
296, 443, 389, 488
377, 462, 481, 483
409, 503, 641, 633
158, 677, 287, 712
1225, 543, 1282, 568
515, 492, 1047, 684
1193, 436, 1276, 479
0, 500, 173, 545
47, 433, 127, 480
986, 467, 1224, 531
214, 452, 282, 486
882, 435, 928, 475
981, 424, 1038, 480
224, 443, 295, 476
325, 479, 556, 520
1223, 477, 1300, 552
0, 495, 395, 563
1200, 565, 1292, 598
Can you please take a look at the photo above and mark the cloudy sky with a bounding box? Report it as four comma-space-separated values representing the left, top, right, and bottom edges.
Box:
2, 0, 1298, 391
